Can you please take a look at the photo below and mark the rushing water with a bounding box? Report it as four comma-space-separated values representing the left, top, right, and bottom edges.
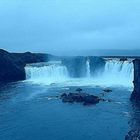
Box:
25, 59, 134, 87
26, 64, 69, 84
0, 59, 136, 140
99, 60, 134, 87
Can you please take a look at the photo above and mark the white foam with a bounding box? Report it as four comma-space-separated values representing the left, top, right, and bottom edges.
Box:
25, 62, 69, 85
25, 60, 134, 88
86, 59, 91, 77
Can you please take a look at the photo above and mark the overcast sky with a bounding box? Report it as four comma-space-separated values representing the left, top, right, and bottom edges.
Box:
0, 0, 140, 55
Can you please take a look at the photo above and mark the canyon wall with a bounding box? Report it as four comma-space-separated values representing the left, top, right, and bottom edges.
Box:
131, 59, 140, 101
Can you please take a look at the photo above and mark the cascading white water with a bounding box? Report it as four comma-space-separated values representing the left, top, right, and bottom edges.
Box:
86, 59, 91, 77
25, 59, 134, 87
25, 62, 69, 84
97, 60, 134, 86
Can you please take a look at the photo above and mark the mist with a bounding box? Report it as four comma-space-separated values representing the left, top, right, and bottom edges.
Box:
0, 0, 140, 56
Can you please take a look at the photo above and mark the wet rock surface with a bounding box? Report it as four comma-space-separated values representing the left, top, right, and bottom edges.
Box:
131, 59, 140, 101
61, 92, 101, 105
125, 129, 140, 140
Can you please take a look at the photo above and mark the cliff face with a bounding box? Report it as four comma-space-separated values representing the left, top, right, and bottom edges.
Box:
62, 56, 87, 78
0, 49, 50, 83
131, 59, 140, 101
62, 56, 105, 78
89, 56, 106, 76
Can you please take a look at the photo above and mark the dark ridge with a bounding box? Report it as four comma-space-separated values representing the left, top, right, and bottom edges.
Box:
131, 59, 140, 101
0, 49, 52, 84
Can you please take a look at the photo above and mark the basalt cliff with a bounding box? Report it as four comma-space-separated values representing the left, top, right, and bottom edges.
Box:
0, 49, 52, 83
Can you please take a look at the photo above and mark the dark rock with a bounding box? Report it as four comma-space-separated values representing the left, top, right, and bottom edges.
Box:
62, 94, 74, 103
68, 93, 85, 102
131, 59, 140, 101
61, 93, 67, 98
108, 99, 112, 102
100, 99, 106, 102
61, 92, 100, 105
0, 49, 51, 83
76, 88, 83, 93
120, 58, 127, 61
83, 95, 100, 105
131, 92, 140, 102
125, 129, 140, 140
103, 89, 112, 93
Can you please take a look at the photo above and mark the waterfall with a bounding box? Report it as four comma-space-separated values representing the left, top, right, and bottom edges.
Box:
86, 59, 91, 77
98, 60, 134, 86
25, 59, 134, 87
25, 62, 69, 84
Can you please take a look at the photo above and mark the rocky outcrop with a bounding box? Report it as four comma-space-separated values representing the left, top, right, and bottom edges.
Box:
131, 59, 140, 101
0, 49, 52, 83
61, 92, 101, 105
125, 129, 140, 140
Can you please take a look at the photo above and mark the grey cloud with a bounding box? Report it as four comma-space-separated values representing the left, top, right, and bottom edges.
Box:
0, 0, 140, 55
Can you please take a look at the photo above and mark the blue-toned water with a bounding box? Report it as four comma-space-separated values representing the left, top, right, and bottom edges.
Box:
0, 59, 137, 140
0, 81, 134, 140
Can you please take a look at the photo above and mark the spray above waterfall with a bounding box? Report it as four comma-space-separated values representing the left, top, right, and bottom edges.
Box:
25, 58, 134, 87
